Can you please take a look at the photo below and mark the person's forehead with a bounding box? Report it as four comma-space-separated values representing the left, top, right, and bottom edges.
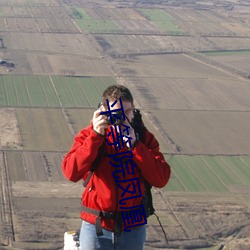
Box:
110, 100, 133, 111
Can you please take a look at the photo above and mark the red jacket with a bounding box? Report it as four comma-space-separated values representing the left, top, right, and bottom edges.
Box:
62, 124, 171, 231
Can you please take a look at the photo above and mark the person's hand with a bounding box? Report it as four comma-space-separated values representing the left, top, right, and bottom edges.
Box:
122, 119, 137, 148
92, 105, 108, 136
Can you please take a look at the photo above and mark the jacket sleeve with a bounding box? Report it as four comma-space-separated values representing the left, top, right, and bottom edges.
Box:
132, 128, 171, 188
62, 126, 105, 182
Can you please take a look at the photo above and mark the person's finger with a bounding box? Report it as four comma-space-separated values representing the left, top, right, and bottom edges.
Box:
99, 104, 106, 112
94, 116, 106, 127
95, 116, 108, 126
93, 109, 101, 119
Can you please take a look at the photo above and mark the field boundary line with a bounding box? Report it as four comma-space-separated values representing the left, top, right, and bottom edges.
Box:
184, 52, 250, 82
1, 149, 67, 154
159, 189, 190, 239
3, 148, 249, 157
143, 111, 180, 154
70, 19, 83, 33
3, 47, 104, 58
148, 108, 250, 112
0, 152, 15, 245
61, 108, 76, 136
3, 150, 247, 157
49, 76, 62, 107
6, 105, 250, 113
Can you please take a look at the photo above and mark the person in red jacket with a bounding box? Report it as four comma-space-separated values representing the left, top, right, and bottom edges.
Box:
62, 85, 171, 250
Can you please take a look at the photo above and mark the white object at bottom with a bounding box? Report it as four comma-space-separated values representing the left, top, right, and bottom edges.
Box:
64, 231, 80, 250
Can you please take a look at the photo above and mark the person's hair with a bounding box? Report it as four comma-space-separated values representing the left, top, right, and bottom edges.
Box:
102, 85, 133, 106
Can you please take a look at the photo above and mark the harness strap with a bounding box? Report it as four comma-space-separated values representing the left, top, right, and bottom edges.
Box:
82, 205, 119, 236
83, 171, 93, 187
96, 217, 103, 237
82, 205, 117, 219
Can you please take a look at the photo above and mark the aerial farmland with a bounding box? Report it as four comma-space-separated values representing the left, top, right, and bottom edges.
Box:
1, 0, 250, 250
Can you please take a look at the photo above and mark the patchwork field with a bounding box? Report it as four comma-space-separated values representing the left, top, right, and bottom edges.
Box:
5, 51, 114, 76
0, 17, 79, 33
67, 7, 163, 34
0, 3, 79, 33
167, 8, 250, 36
112, 54, 250, 111
1, 31, 112, 75
4, 33, 100, 56
113, 53, 232, 78
1, 0, 250, 250
138, 9, 184, 34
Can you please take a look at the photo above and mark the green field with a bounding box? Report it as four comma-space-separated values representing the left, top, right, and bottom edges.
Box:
165, 155, 250, 192
202, 50, 250, 56
71, 7, 90, 19
75, 19, 118, 32
138, 9, 183, 33
138, 9, 173, 21
0, 75, 115, 108
70, 7, 119, 32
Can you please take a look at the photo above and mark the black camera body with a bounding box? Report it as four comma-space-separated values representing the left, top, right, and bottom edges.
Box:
106, 111, 124, 125
98, 102, 125, 125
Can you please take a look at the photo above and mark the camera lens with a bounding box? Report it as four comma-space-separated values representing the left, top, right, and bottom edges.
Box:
107, 112, 124, 125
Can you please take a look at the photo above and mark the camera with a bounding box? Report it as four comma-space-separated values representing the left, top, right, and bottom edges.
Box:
98, 102, 125, 125
106, 111, 124, 125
